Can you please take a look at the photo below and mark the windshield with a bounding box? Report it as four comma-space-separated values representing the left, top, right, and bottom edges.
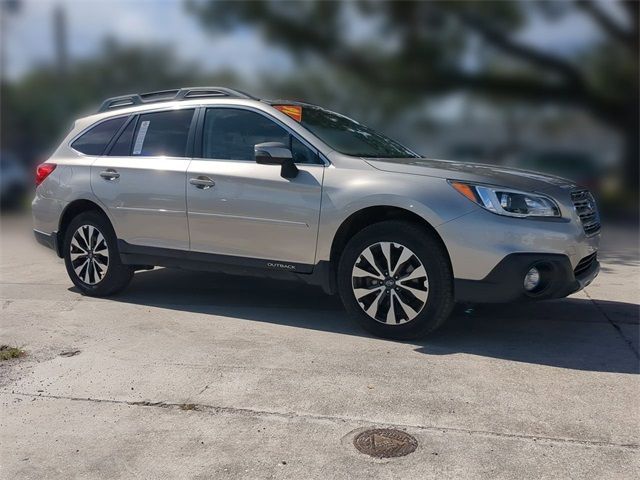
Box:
294, 105, 420, 159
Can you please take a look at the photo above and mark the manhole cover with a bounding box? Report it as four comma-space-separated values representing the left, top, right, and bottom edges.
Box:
353, 428, 418, 458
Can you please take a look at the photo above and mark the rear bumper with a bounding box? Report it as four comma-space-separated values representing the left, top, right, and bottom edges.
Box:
34, 229, 59, 254
455, 252, 599, 303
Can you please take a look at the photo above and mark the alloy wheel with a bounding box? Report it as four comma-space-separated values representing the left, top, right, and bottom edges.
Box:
70, 225, 109, 285
351, 242, 429, 324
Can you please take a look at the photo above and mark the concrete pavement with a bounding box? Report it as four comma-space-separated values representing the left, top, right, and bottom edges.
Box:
1, 214, 638, 479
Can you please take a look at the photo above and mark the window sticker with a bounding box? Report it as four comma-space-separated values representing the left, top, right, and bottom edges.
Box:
132, 120, 150, 155
274, 105, 302, 122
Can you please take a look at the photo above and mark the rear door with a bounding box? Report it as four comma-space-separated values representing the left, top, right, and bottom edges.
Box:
186, 106, 324, 268
91, 108, 195, 250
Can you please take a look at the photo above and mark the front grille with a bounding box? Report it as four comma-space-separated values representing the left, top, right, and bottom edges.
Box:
574, 252, 597, 277
571, 189, 600, 236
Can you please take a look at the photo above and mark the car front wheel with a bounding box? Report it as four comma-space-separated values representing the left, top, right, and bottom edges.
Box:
337, 220, 454, 339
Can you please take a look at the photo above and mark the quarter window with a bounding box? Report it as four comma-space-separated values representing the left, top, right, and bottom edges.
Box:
131, 109, 194, 157
71, 117, 127, 155
202, 108, 320, 164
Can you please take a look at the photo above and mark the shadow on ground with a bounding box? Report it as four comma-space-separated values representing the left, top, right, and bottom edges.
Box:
74, 267, 640, 375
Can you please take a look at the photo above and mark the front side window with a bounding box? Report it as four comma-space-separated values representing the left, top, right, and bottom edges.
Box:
202, 108, 320, 164
131, 109, 194, 157
71, 117, 127, 155
290, 105, 419, 159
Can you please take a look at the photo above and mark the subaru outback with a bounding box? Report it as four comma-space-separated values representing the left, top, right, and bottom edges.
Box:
32, 87, 600, 339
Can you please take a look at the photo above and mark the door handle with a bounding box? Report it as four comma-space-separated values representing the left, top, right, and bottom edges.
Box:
99, 169, 120, 180
189, 176, 215, 189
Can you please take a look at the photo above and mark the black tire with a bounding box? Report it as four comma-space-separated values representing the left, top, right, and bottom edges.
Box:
337, 220, 454, 340
63, 211, 133, 296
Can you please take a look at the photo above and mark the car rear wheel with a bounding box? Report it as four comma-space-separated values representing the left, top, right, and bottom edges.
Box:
63, 211, 133, 296
337, 220, 454, 339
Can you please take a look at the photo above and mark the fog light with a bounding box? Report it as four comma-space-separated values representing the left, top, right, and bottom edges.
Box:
524, 267, 541, 291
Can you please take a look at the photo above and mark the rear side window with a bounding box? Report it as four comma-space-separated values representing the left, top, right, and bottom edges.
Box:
131, 109, 194, 157
108, 118, 136, 156
71, 117, 127, 155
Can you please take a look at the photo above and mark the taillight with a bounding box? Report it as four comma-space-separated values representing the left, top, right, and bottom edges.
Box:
35, 163, 56, 186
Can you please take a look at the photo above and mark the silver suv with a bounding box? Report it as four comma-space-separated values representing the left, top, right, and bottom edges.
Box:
32, 87, 601, 339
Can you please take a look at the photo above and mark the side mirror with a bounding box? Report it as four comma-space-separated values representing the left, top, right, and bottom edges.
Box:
254, 142, 298, 179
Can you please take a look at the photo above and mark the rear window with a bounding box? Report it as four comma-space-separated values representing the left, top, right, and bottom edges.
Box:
71, 117, 127, 155
131, 109, 194, 157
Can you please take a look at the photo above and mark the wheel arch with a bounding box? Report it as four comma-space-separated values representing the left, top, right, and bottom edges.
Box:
329, 205, 452, 274
56, 199, 111, 257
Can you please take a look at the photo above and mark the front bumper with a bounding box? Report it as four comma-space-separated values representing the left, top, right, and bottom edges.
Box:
437, 204, 600, 279
454, 252, 600, 303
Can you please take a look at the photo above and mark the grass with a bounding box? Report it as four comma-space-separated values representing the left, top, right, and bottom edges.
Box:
0, 345, 26, 361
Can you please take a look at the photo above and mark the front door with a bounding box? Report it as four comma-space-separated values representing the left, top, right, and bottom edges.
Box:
186, 107, 324, 268
91, 108, 195, 250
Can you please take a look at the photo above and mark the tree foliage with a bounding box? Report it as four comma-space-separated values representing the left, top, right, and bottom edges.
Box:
1, 40, 236, 161
188, 0, 639, 187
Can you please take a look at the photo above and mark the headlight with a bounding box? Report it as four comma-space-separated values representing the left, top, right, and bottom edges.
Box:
449, 181, 560, 218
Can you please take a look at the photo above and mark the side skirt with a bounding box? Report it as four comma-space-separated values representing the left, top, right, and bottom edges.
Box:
117, 240, 335, 294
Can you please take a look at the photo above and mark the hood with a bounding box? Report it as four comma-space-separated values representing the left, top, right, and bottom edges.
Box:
365, 157, 580, 194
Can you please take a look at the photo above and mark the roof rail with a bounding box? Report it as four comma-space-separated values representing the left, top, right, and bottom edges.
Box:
97, 87, 257, 113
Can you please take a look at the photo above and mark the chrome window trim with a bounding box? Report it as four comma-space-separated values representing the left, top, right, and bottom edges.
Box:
68, 102, 330, 166
68, 105, 198, 158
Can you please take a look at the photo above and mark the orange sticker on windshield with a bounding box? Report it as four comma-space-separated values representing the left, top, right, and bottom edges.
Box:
274, 105, 302, 122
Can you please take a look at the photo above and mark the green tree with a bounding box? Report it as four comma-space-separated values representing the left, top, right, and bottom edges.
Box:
1, 40, 237, 161
188, 0, 639, 189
